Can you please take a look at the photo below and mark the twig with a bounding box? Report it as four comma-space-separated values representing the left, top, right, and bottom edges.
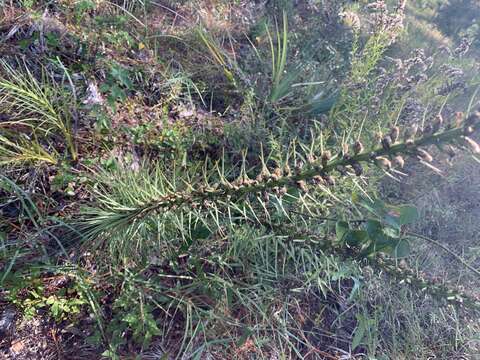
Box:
407, 231, 480, 278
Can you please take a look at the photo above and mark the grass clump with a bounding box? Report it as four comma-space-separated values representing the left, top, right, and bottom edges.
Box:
0, 59, 77, 164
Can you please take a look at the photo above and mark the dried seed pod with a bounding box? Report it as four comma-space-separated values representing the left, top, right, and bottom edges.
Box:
393, 155, 405, 168
284, 163, 292, 176
417, 149, 433, 163
313, 175, 325, 185
262, 191, 270, 203
464, 136, 480, 154
278, 186, 288, 196
294, 162, 304, 174
374, 131, 383, 144
297, 180, 308, 192
342, 143, 349, 157
390, 126, 400, 143
404, 124, 418, 141
375, 156, 392, 169
423, 124, 433, 136
271, 168, 283, 181
464, 111, 480, 127
353, 140, 364, 155
307, 154, 316, 164
243, 178, 255, 186
381, 136, 392, 150
321, 151, 331, 167
455, 111, 464, 127
256, 168, 269, 182
351, 162, 363, 176
323, 175, 335, 186
432, 114, 443, 133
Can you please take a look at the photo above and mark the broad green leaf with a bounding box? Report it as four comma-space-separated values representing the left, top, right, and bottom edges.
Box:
398, 206, 419, 225
351, 315, 367, 350
392, 239, 410, 258
365, 220, 382, 239
372, 198, 387, 216
344, 230, 369, 246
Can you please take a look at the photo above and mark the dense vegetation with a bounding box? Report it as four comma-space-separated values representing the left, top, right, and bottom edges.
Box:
1, 0, 480, 358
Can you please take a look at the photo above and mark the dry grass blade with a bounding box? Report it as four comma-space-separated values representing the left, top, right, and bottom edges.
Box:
0, 59, 76, 162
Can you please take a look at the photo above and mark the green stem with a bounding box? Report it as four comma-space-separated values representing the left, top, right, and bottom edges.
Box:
407, 231, 480, 278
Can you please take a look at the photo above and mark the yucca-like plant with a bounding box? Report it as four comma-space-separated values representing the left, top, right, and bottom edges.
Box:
0, 59, 77, 163
69, 110, 480, 357
75, 111, 480, 264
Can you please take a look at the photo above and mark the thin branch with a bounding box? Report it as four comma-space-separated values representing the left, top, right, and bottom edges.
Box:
407, 231, 480, 278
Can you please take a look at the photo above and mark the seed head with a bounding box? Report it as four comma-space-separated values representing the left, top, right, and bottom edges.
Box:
465, 111, 480, 127
313, 175, 325, 185
432, 114, 443, 133
272, 167, 283, 180
417, 149, 433, 163
381, 136, 392, 150
294, 162, 304, 174
455, 112, 464, 127
297, 180, 308, 193
323, 175, 335, 186
390, 126, 400, 143
423, 124, 433, 136
351, 162, 363, 176
262, 191, 270, 203
307, 154, 316, 164
321, 151, 331, 167
464, 136, 480, 154
353, 140, 364, 154
404, 124, 418, 141
375, 156, 391, 169
256, 168, 270, 182
393, 155, 405, 168
243, 178, 256, 186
